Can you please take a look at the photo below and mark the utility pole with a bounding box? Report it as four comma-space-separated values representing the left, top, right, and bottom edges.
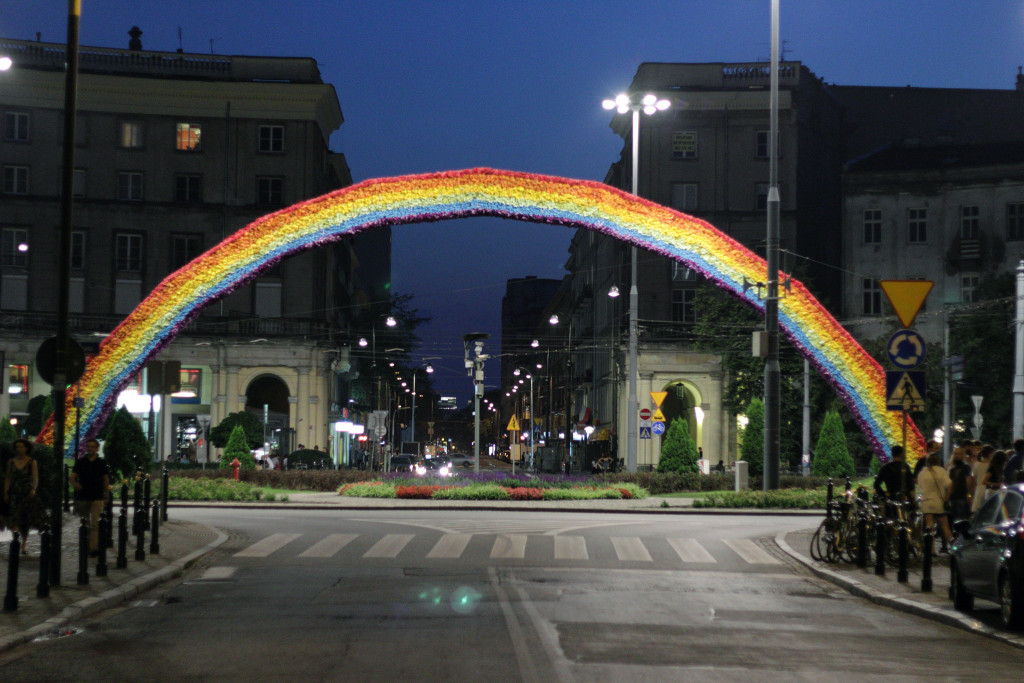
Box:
763, 0, 782, 491
463, 333, 489, 473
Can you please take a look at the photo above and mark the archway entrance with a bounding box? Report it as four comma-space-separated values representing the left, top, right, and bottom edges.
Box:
41, 168, 924, 462
661, 380, 702, 456
246, 375, 291, 456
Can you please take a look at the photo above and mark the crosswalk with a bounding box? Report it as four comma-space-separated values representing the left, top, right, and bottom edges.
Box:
229, 532, 781, 566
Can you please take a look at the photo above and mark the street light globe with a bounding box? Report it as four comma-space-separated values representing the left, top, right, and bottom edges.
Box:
426, 364, 434, 373
358, 338, 368, 347
531, 339, 539, 348
641, 93, 657, 107
0, 57, 12, 71
608, 285, 620, 298
549, 314, 559, 325
385, 316, 397, 327
601, 98, 616, 110
514, 368, 521, 376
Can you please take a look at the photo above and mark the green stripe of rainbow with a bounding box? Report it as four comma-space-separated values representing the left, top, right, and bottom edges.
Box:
40, 168, 923, 461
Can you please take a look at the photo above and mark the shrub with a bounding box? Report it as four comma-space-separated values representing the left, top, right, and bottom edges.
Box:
220, 425, 257, 470
657, 418, 700, 473
740, 398, 765, 478
431, 484, 512, 500
502, 486, 545, 500
396, 484, 452, 499
692, 488, 827, 509
812, 408, 856, 479
164, 477, 280, 501
210, 411, 264, 449
101, 406, 153, 478
339, 481, 396, 498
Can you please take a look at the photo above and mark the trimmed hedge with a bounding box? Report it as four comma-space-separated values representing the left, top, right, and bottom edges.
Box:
691, 489, 827, 509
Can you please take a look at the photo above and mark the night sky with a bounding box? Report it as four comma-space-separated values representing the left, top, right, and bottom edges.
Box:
3, 1, 1023, 401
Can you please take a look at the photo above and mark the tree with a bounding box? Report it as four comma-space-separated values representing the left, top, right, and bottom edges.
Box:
0, 416, 17, 443
101, 406, 153, 478
740, 398, 765, 478
656, 418, 700, 473
812, 408, 856, 479
24, 394, 53, 438
220, 425, 257, 469
211, 411, 264, 449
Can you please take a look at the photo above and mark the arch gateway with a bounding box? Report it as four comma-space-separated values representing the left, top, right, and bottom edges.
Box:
40, 168, 925, 462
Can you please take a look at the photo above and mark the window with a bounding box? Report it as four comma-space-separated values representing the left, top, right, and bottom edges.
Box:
672, 262, 698, 282
961, 205, 980, 239
172, 234, 202, 269
258, 125, 285, 153
671, 288, 697, 324
908, 207, 927, 243
961, 273, 979, 303
863, 209, 882, 244
4, 112, 29, 141
119, 121, 143, 148
115, 233, 143, 272
974, 493, 1002, 527
670, 183, 698, 212
175, 122, 202, 151
117, 172, 143, 201
2, 166, 28, 195
755, 130, 780, 159
175, 174, 202, 203
70, 277, 84, 313
0, 274, 27, 310
72, 169, 86, 198
255, 281, 282, 318
71, 231, 86, 269
1008, 203, 1024, 241
1, 228, 28, 267
756, 183, 770, 211
1002, 491, 1024, 524
114, 279, 142, 315
257, 176, 283, 205
172, 368, 202, 403
8, 365, 29, 396
671, 131, 697, 159
862, 278, 882, 316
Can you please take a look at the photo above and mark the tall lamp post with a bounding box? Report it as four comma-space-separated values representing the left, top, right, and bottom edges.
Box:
549, 314, 574, 468
358, 315, 397, 469
410, 358, 438, 451
602, 92, 670, 474
763, 0, 782, 490
463, 333, 490, 473
514, 367, 536, 471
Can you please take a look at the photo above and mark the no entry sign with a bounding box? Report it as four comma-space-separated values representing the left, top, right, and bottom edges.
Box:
639, 408, 651, 421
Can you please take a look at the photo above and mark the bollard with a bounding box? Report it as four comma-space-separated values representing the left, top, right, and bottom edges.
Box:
134, 507, 146, 562
874, 519, 887, 576
4, 531, 20, 612
116, 503, 129, 569
856, 514, 868, 568
150, 501, 160, 555
63, 463, 72, 513
121, 480, 129, 509
104, 493, 115, 549
826, 479, 834, 520
77, 516, 90, 586
36, 524, 50, 598
897, 523, 909, 583
161, 467, 169, 522
921, 527, 933, 592
133, 476, 143, 536
96, 508, 109, 577
143, 476, 152, 531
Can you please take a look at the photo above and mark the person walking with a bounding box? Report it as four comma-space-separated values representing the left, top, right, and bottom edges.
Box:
971, 445, 994, 513
3, 438, 47, 554
946, 447, 974, 525
917, 452, 953, 549
1004, 439, 1024, 485
70, 438, 110, 556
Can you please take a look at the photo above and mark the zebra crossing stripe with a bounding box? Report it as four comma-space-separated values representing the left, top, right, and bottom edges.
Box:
553, 535, 588, 560
234, 533, 301, 557
427, 534, 473, 559
299, 533, 358, 558
490, 534, 528, 559
723, 538, 781, 565
198, 566, 237, 580
610, 536, 652, 562
667, 538, 716, 563
363, 534, 414, 558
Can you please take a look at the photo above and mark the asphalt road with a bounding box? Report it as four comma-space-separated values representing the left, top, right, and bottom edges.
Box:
2, 509, 1022, 681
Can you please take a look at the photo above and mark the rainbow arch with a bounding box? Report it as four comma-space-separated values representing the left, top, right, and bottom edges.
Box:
39, 168, 924, 461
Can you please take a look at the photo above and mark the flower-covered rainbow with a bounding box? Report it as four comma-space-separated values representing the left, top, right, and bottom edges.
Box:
39, 168, 924, 461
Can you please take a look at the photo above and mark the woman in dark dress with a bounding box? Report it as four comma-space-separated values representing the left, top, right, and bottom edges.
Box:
3, 438, 47, 554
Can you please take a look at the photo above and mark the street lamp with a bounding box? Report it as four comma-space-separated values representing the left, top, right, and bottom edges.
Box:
549, 314, 574, 469
602, 91, 670, 475
410, 358, 439, 451
514, 367, 536, 470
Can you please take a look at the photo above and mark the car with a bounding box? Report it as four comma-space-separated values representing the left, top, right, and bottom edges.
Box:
414, 458, 451, 477
448, 453, 475, 468
949, 483, 1024, 628
389, 455, 417, 472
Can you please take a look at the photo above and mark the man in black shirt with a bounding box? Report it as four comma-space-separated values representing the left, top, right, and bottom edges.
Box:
71, 438, 110, 556
874, 445, 915, 505
947, 447, 973, 524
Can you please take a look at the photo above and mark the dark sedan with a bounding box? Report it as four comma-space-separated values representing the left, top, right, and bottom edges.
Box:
949, 483, 1024, 628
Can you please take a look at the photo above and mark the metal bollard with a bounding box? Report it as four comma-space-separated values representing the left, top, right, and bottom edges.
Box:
104, 493, 115, 549
921, 527, 933, 592
826, 479, 834, 520
96, 509, 109, 577
162, 468, 169, 522
63, 463, 72, 513
150, 501, 160, 555
857, 514, 868, 568
36, 524, 50, 598
134, 507, 146, 562
897, 523, 909, 583
116, 503, 129, 569
77, 516, 90, 585
874, 519, 887, 576
143, 476, 152, 531
121, 480, 129, 509
4, 531, 20, 612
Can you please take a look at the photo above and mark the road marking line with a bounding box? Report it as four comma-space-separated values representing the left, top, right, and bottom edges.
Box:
610, 536, 652, 562
234, 533, 301, 557
299, 533, 358, 558
553, 535, 588, 560
198, 566, 238, 580
667, 538, 717, 563
363, 534, 414, 558
426, 533, 473, 559
489, 568, 542, 683
723, 538, 781, 564
490, 534, 528, 559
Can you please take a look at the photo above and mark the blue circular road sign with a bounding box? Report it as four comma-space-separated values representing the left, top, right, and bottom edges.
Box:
887, 329, 926, 369
651, 421, 667, 435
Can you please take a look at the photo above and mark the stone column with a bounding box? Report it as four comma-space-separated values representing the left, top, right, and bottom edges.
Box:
296, 367, 310, 447
225, 367, 239, 416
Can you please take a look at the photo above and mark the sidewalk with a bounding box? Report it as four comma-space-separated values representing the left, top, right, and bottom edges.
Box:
776, 527, 1024, 651
0, 513, 226, 654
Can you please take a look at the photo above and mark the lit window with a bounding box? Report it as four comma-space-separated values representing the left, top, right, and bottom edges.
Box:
175, 122, 202, 151
8, 365, 28, 395
119, 121, 143, 149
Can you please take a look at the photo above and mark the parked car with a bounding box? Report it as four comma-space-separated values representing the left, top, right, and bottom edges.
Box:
390, 455, 416, 472
949, 483, 1024, 628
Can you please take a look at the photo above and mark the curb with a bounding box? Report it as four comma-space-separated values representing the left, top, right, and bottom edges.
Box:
0, 523, 228, 655
773, 532, 1024, 652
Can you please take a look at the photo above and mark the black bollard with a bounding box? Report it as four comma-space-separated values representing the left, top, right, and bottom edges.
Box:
134, 507, 146, 562
116, 503, 129, 569
150, 501, 160, 555
874, 519, 887, 576
897, 523, 909, 583
826, 479, 834, 520
77, 516, 90, 586
4, 531, 20, 612
96, 509, 109, 577
921, 527, 933, 592
121, 480, 129, 509
857, 514, 868, 568
143, 476, 152, 531
63, 463, 72, 513
36, 524, 50, 598
104, 493, 115, 549
133, 476, 143, 536
161, 468, 169, 522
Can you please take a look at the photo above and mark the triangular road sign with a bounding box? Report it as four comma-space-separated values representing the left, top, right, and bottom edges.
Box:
880, 280, 933, 328
506, 415, 520, 431
650, 391, 668, 408
885, 371, 926, 411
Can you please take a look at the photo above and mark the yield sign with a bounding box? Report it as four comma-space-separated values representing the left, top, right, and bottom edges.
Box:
506, 415, 520, 431
650, 391, 668, 408
880, 280, 933, 328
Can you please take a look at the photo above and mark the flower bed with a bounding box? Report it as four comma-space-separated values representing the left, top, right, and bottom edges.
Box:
337, 475, 649, 501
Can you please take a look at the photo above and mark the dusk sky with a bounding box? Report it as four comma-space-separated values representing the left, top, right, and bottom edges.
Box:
4, 1, 1024, 402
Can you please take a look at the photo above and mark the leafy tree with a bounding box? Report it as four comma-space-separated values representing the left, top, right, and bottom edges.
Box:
220, 425, 257, 469
0, 416, 17, 442
101, 406, 152, 478
656, 418, 699, 473
740, 398, 765, 478
211, 410, 264, 449
812, 408, 856, 478
24, 394, 54, 437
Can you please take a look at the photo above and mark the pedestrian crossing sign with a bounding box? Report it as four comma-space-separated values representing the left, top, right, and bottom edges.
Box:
639, 425, 652, 439
506, 415, 520, 431
885, 370, 926, 411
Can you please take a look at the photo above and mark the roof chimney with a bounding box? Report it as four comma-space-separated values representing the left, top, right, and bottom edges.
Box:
128, 26, 143, 51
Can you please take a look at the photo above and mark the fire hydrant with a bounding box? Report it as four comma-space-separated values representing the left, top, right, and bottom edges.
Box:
230, 458, 241, 481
